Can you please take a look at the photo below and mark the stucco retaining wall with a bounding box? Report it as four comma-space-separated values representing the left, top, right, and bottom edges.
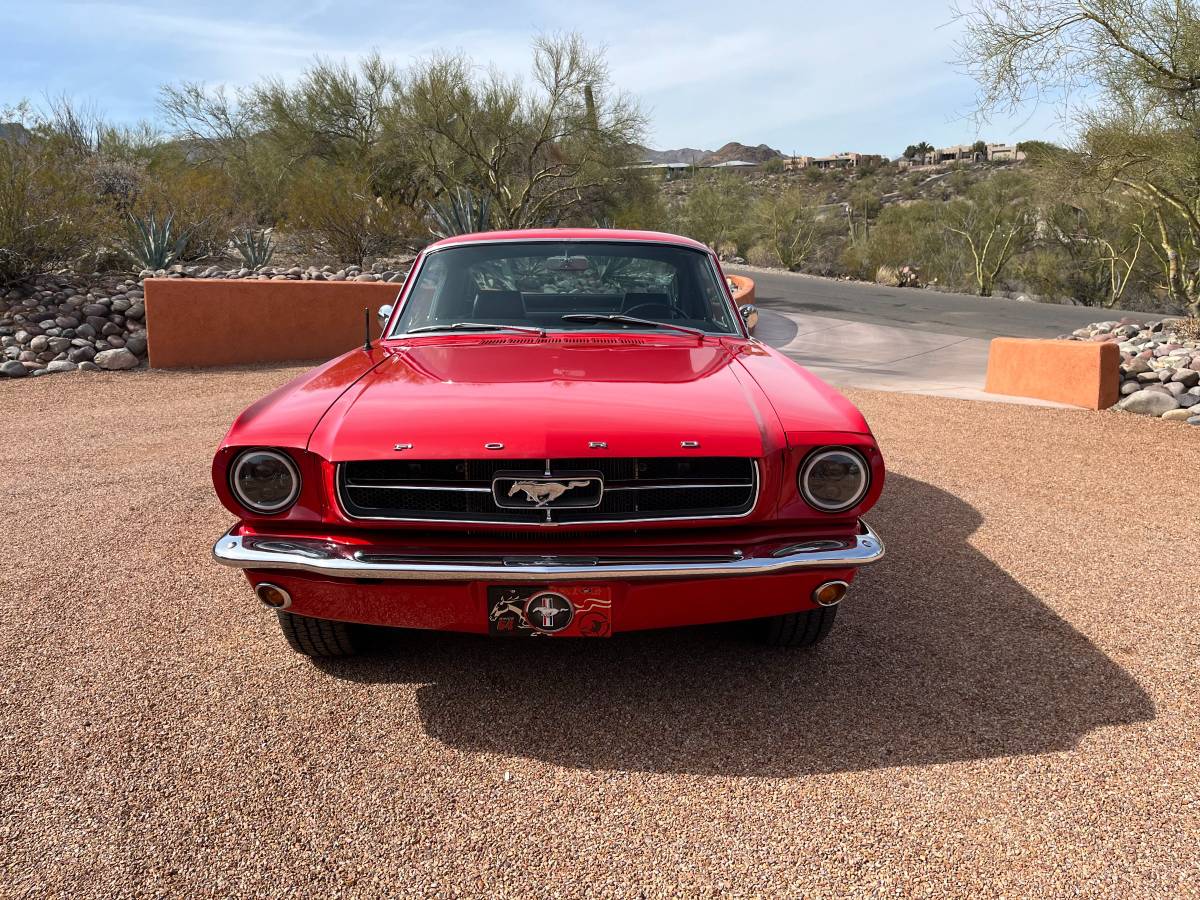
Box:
144, 279, 401, 368
985, 337, 1120, 409
728, 275, 755, 305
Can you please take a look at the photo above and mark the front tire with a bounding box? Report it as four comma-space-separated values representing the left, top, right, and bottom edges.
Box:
756, 605, 838, 648
276, 611, 361, 657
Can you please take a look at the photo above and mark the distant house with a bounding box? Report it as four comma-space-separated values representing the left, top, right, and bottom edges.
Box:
902, 143, 1027, 167
705, 160, 760, 171
631, 158, 761, 179
632, 161, 697, 180
787, 152, 883, 171
985, 143, 1025, 162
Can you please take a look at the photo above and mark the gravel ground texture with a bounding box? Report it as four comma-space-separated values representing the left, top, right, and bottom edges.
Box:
1, 366, 1198, 899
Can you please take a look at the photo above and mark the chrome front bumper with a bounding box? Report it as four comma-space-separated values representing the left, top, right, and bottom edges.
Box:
212, 521, 884, 582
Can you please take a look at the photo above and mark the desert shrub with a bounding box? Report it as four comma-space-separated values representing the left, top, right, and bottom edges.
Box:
284, 162, 420, 264
606, 170, 668, 232
134, 163, 242, 261
875, 264, 901, 286
746, 244, 778, 267
752, 190, 821, 270
0, 135, 114, 284
843, 201, 967, 289
1012, 246, 1071, 300
941, 173, 1035, 296
675, 173, 753, 255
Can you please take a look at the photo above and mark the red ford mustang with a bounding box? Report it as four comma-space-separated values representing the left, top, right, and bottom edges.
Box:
212, 229, 885, 656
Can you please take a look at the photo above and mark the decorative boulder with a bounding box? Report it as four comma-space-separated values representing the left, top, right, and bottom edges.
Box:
1118, 390, 1180, 417
94, 348, 139, 371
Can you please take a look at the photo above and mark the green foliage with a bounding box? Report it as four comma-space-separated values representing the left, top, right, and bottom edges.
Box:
960, 0, 1200, 313
285, 161, 419, 265
608, 175, 668, 231
0, 122, 115, 284
134, 162, 242, 261
124, 211, 190, 270
842, 201, 965, 288
230, 228, 275, 267
904, 141, 934, 160
426, 188, 491, 238
675, 173, 753, 254
153, 34, 645, 258
941, 171, 1035, 295
400, 34, 645, 229
751, 190, 822, 269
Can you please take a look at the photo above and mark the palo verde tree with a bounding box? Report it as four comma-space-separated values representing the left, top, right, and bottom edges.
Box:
400, 34, 646, 230
941, 171, 1035, 296
957, 0, 1200, 314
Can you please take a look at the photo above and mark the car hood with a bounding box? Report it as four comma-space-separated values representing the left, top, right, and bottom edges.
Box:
307, 338, 786, 461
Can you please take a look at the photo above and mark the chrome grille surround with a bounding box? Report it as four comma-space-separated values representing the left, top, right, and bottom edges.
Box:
337, 457, 759, 525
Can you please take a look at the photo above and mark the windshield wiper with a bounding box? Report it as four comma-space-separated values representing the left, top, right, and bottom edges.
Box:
406, 322, 545, 336
559, 314, 705, 339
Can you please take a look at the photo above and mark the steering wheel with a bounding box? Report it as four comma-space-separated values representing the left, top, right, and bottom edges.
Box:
623, 301, 687, 320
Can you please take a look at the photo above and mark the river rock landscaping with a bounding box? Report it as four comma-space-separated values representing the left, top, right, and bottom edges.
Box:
0, 261, 413, 378
1062, 317, 1200, 424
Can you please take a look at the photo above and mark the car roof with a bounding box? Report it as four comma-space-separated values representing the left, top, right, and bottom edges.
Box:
425, 228, 712, 253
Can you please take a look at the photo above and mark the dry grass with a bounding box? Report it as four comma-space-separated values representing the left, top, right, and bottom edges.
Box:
1, 366, 1197, 898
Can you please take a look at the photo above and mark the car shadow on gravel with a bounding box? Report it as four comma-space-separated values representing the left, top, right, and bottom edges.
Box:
314, 474, 1154, 776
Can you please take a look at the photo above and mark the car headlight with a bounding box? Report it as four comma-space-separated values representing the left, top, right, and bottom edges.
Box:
799, 447, 869, 512
230, 449, 301, 513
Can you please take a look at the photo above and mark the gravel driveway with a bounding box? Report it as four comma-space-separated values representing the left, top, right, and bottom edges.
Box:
2, 367, 1197, 898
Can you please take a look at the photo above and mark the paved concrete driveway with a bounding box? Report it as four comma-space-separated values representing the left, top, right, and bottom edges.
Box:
730, 266, 1139, 340
732, 267, 1134, 404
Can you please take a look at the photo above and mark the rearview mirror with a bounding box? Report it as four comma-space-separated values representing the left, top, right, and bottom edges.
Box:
545, 255, 590, 272
738, 303, 759, 332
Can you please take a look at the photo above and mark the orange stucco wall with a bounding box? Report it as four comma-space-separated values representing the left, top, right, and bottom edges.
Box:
985, 337, 1120, 409
728, 275, 756, 305
145, 279, 402, 368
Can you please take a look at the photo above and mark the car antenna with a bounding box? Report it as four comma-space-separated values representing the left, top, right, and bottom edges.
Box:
363, 307, 371, 351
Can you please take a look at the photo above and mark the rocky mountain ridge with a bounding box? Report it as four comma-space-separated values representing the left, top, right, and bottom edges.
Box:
638, 141, 784, 165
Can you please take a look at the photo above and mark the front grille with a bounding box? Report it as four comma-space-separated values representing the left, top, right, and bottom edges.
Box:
338, 457, 758, 524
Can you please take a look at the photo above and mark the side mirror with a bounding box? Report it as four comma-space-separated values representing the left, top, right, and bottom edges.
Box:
377, 304, 393, 328
738, 303, 758, 332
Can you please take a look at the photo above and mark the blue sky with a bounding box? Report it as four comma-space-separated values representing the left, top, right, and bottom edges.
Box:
0, 0, 1069, 156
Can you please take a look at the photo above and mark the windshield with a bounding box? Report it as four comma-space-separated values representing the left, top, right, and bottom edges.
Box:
389, 241, 741, 337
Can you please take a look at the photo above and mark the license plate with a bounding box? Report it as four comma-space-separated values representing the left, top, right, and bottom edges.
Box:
487, 585, 612, 637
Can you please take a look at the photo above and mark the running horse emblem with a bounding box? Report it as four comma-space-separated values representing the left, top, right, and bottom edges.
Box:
508, 480, 592, 507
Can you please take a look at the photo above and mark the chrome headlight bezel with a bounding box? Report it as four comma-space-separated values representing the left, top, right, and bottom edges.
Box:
798, 446, 870, 513
229, 448, 301, 514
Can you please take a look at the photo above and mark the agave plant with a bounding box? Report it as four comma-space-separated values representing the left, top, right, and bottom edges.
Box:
426, 188, 491, 239
124, 212, 190, 271
230, 228, 275, 268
